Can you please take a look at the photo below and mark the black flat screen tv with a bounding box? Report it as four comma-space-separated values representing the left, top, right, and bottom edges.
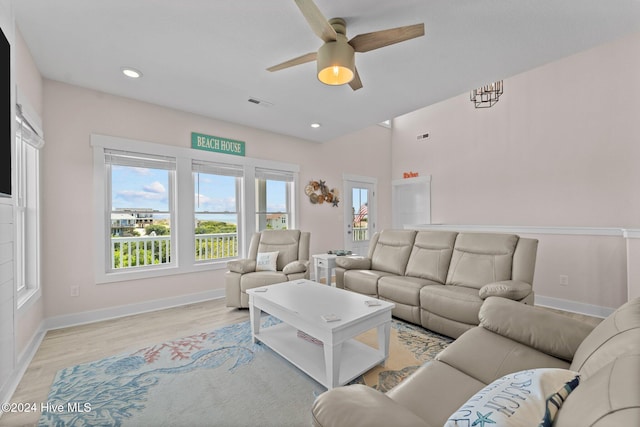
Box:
0, 26, 10, 198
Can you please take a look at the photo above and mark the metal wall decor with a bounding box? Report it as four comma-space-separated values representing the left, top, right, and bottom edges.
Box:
304, 179, 340, 207
470, 80, 503, 108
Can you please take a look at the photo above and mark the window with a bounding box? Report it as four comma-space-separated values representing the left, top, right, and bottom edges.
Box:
105, 149, 176, 271
255, 168, 293, 231
15, 105, 43, 303
193, 161, 242, 262
92, 134, 299, 283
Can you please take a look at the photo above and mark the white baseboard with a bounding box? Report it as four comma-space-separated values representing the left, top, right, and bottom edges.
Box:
0, 325, 46, 414
534, 294, 615, 318
44, 289, 225, 331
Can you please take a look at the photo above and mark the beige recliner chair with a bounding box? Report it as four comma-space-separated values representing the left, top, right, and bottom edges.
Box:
225, 229, 310, 308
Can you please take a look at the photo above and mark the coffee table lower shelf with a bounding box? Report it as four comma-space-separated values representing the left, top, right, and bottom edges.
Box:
254, 322, 384, 389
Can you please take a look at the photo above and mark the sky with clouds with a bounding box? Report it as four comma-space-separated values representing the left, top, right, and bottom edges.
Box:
111, 166, 287, 221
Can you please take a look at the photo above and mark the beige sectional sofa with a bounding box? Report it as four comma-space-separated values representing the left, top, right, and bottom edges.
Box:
335, 229, 538, 338
312, 296, 640, 427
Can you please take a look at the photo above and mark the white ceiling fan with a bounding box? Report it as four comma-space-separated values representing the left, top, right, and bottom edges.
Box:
267, 0, 425, 91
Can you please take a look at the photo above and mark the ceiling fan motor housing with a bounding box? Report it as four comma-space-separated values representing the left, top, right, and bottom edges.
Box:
317, 34, 355, 85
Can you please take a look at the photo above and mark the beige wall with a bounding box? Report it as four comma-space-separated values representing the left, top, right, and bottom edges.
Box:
40, 80, 392, 319
391, 32, 640, 311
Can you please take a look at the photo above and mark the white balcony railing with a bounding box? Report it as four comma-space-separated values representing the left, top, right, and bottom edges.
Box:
111, 232, 238, 269
195, 233, 239, 261
353, 226, 369, 241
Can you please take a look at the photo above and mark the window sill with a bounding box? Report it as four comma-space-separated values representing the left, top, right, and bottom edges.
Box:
96, 261, 230, 284
17, 287, 42, 312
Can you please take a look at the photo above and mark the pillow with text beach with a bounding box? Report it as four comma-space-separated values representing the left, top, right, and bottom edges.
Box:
444, 368, 580, 427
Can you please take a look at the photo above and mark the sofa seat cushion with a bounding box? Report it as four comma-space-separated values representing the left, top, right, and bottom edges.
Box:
344, 270, 394, 296
420, 285, 483, 325
240, 271, 288, 291
378, 276, 439, 307
446, 233, 518, 289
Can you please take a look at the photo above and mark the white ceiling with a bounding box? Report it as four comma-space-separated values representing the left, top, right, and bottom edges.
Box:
13, 0, 640, 143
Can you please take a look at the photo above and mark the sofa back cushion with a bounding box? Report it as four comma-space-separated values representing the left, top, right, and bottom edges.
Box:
257, 229, 302, 270
569, 297, 640, 379
370, 230, 416, 275
405, 231, 458, 283
446, 233, 518, 289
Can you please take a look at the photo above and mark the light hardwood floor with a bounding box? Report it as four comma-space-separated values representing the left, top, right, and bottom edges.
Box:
1, 298, 248, 427
0, 298, 602, 426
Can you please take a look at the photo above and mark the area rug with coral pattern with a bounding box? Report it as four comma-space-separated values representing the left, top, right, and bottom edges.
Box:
39, 316, 452, 427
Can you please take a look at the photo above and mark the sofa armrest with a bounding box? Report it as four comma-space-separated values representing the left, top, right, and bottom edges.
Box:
335, 256, 371, 270
479, 280, 532, 300
312, 384, 430, 427
283, 260, 308, 275
479, 297, 596, 361
227, 259, 256, 274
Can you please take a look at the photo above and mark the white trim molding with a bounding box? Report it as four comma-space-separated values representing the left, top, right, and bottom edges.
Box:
44, 289, 225, 331
623, 229, 640, 239
535, 295, 614, 318
408, 223, 629, 237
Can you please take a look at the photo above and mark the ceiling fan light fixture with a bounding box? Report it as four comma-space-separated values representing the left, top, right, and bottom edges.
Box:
317, 37, 354, 86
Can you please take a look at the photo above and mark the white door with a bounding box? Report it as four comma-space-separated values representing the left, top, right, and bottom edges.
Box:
343, 177, 375, 255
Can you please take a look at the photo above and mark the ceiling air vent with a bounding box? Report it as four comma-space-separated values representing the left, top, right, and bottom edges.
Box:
247, 97, 274, 108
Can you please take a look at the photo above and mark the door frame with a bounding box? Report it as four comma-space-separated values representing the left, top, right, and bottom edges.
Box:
342, 174, 377, 252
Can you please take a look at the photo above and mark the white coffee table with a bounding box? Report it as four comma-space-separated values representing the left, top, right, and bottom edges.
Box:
247, 279, 395, 389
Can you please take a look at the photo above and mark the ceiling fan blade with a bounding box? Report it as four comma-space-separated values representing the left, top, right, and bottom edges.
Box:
294, 0, 337, 43
349, 67, 363, 91
267, 52, 318, 72
349, 23, 425, 53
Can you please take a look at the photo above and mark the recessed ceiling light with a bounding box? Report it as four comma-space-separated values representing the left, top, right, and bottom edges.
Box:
310, 123, 321, 128
121, 67, 143, 79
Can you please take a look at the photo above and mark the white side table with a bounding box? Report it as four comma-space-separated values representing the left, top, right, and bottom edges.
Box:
313, 253, 338, 286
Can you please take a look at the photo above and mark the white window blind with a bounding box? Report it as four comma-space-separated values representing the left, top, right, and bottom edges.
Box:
255, 167, 294, 182
16, 112, 44, 150
105, 149, 176, 170
192, 160, 243, 177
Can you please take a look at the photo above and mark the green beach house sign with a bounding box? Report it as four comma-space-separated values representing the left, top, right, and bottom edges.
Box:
191, 132, 245, 156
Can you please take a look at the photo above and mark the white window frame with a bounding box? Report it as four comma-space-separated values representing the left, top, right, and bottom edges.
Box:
192, 160, 243, 264
105, 149, 177, 272
15, 100, 43, 308
92, 134, 299, 284
255, 167, 295, 232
